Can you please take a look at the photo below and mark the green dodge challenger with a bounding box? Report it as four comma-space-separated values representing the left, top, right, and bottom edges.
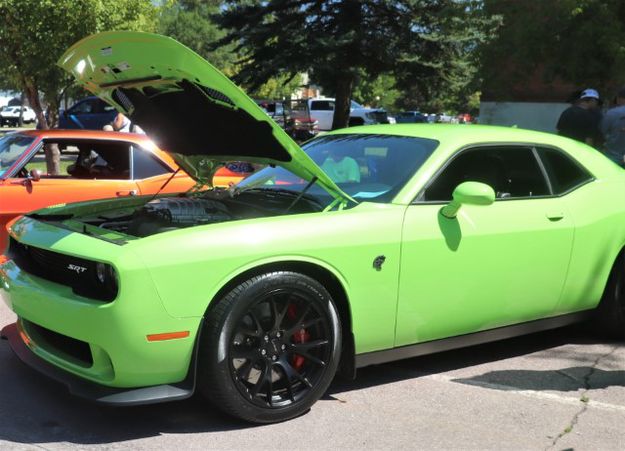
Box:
1, 32, 624, 423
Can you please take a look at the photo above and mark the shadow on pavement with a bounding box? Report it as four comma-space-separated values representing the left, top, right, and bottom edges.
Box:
451, 367, 625, 392
0, 324, 613, 446
327, 324, 603, 395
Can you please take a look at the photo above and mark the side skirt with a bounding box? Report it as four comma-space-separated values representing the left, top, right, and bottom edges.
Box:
355, 311, 593, 368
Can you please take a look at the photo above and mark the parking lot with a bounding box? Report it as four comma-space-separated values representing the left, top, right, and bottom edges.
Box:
1, 294, 623, 450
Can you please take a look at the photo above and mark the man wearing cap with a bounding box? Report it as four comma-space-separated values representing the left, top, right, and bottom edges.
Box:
601, 87, 625, 166
556, 88, 603, 147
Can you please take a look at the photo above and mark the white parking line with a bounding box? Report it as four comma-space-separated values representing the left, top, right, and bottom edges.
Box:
424, 373, 625, 413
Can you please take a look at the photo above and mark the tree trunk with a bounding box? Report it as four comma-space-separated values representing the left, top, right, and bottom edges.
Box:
332, 75, 355, 130
23, 79, 60, 175
18, 92, 24, 127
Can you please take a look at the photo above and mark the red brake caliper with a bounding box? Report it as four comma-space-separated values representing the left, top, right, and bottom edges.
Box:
287, 303, 309, 371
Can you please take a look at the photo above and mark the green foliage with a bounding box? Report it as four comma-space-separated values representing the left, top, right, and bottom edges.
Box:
160, 0, 305, 101
480, 0, 625, 98
158, 0, 236, 71
249, 73, 303, 100
216, 1, 500, 128
351, 73, 400, 111
0, 0, 157, 127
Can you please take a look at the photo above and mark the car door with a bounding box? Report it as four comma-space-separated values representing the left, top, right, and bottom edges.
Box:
395, 145, 575, 347
4, 140, 140, 215
309, 100, 335, 131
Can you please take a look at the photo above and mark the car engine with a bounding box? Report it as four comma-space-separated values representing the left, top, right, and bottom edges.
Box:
128, 197, 232, 237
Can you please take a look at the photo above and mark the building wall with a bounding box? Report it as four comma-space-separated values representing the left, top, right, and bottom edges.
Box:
479, 101, 569, 133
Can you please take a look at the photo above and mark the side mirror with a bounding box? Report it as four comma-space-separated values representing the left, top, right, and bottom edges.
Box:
440, 181, 495, 219
28, 169, 42, 182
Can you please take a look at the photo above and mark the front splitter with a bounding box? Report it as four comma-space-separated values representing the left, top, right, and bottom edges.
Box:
1, 322, 195, 406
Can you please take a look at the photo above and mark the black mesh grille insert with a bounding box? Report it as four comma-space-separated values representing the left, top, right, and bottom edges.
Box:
24, 320, 93, 367
8, 238, 116, 302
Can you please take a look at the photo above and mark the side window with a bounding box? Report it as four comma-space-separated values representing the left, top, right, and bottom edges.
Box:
132, 146, 171, 179
96, 99, 116, 113
424, 146, 550, 201
311, 101, 335, 111
537, 147, 593, 194
23, 145, 79, 177
69, 100, 95, 115
23, 141, 131, 180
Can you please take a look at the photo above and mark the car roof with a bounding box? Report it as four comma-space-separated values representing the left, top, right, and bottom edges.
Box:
17, 128, 149, 141
327, 123, 625, 187
328, 124, 580, 148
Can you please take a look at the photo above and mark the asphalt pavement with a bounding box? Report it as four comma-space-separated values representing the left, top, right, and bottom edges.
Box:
0, 293, 623, 450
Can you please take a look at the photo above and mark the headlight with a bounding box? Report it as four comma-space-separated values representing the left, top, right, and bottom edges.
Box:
86, 262, 118, 301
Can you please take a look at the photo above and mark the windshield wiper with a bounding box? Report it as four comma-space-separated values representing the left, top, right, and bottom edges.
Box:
239, 186, 322, 207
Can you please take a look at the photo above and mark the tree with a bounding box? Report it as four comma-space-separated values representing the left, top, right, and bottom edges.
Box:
351, 73, 400, 111
160, 0, 302, 100
215, 0, 500, 129
480, 0, 625, 101
0, 0, 157, 173
159, 0, 236, 71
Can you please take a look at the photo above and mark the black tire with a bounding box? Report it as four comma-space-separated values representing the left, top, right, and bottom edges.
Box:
594, 253, 625, 339
198, 271, 342, 423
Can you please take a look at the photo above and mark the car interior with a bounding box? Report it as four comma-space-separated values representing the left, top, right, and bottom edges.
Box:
423, 146, 550, 201
22, 139, 132, 180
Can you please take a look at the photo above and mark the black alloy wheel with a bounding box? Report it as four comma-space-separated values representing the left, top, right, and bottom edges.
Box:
198, 271, 342, 423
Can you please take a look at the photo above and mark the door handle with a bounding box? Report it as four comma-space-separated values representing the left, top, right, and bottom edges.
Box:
546, 212, 564, 221
116, 190, 137, 197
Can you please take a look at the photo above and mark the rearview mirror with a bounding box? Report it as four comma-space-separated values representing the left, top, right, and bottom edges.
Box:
440, 181, 495, 219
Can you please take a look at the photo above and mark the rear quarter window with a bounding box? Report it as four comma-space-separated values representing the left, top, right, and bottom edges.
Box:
132, 146, 171, 179
537, 147, 593, 195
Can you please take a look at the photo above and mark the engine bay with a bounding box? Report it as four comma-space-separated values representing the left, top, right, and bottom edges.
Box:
75, 189, 324, 238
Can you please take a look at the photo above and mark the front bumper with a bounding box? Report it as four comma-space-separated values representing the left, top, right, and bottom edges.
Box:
0, 216, 203, 390
1, 322, 195, 406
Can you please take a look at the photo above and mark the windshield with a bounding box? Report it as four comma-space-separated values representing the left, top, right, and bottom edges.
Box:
350, 100, 363, 109
237, 134, 438, 204
0, 134, 35, 178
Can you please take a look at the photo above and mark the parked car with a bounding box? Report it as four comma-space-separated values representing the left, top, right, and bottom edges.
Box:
395, 111, 428, 123
284, 99, 320, 142
58, 96, 118, 130
0, 106, 36, 127
3, 31, 625, 426
437, 112, 455, 123
0, 129, 251, 252
308, 97, 388, 130
255, 99, 288, 129
457, 113, 473, 124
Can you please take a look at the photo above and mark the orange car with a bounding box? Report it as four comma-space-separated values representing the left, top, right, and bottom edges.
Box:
0, 129, 251, 252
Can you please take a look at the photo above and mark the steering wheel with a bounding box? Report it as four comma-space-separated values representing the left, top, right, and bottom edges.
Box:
17, 167, 28, 178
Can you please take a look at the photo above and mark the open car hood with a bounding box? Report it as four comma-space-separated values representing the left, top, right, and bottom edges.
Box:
58, 31, 352, 203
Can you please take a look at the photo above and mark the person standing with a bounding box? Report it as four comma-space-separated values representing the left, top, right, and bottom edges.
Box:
601, 87, 625, 166
556, 88, 603, 147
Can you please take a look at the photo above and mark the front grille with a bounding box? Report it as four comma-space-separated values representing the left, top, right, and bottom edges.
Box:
8, 238, 115, 302
24, 320, 93, 367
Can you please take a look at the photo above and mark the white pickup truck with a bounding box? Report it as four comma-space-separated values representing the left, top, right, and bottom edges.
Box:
307, 97, 388, 131
0, 106, 37, 127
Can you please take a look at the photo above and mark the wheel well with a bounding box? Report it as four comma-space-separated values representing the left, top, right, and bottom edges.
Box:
207, 261, 356, 380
